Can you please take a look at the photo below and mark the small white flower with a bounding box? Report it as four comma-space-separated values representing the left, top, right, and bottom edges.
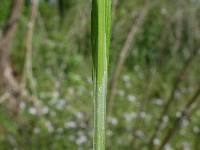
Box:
19, 102, 26, 109
64, 121, 77, 129
123, 112, 137, 122
164, 144, 174, 150
87, 77, 92, 83
176, 111, 182, 118
153, 138, 161, 146
56, 99, 66, 109
42, 106, 49, 114
108, 117, 118, 126
135, 130, 144, 138
182, 119, 189, 127
161, 8, 167, 15
45, 121, 54, 133
140, 112, 146, 119
50, 99, 66, 110
127, 95, 136, 102
163, 116, 169, 123
122, 75, 130, 82
29, 107, 37, 115
33, 127, 40, 134
182, 142, 190, 150
52, 91, 59, 99
75, 112, 84, 119
153, 98, 163, 106
76, 132, 87, 145
175, 90, 181, 99
193, 126, 200, 133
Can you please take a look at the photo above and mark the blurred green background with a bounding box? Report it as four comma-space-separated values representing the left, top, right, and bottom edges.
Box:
0, 0, 200, 149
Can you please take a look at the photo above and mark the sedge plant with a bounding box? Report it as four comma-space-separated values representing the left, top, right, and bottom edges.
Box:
91, 0, 111, 149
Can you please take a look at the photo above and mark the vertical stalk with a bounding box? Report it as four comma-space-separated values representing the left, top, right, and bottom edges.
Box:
91, 0, 111, 149
0, 0, 24, 114
22, 0, 38, 93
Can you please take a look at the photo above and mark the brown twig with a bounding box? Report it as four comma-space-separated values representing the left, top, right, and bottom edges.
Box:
107, 2, 151, 115
0, 0, 24, 114
148, 3, 200, 147
148, 47, 199, 149
158, 86, 200, 150
171, 1, 184, 54
21, 0, 38, 94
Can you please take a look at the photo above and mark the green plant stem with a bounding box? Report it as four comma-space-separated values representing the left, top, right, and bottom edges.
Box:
91, 0, 111, 149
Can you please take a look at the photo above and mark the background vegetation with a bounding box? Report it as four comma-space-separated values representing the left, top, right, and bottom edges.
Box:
0, 0, 199, 149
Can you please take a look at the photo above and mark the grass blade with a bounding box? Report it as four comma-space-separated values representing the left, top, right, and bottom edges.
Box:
91, 0, 111, 149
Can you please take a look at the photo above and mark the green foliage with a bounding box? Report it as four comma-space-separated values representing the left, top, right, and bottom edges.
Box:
0, 0, 11, 27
